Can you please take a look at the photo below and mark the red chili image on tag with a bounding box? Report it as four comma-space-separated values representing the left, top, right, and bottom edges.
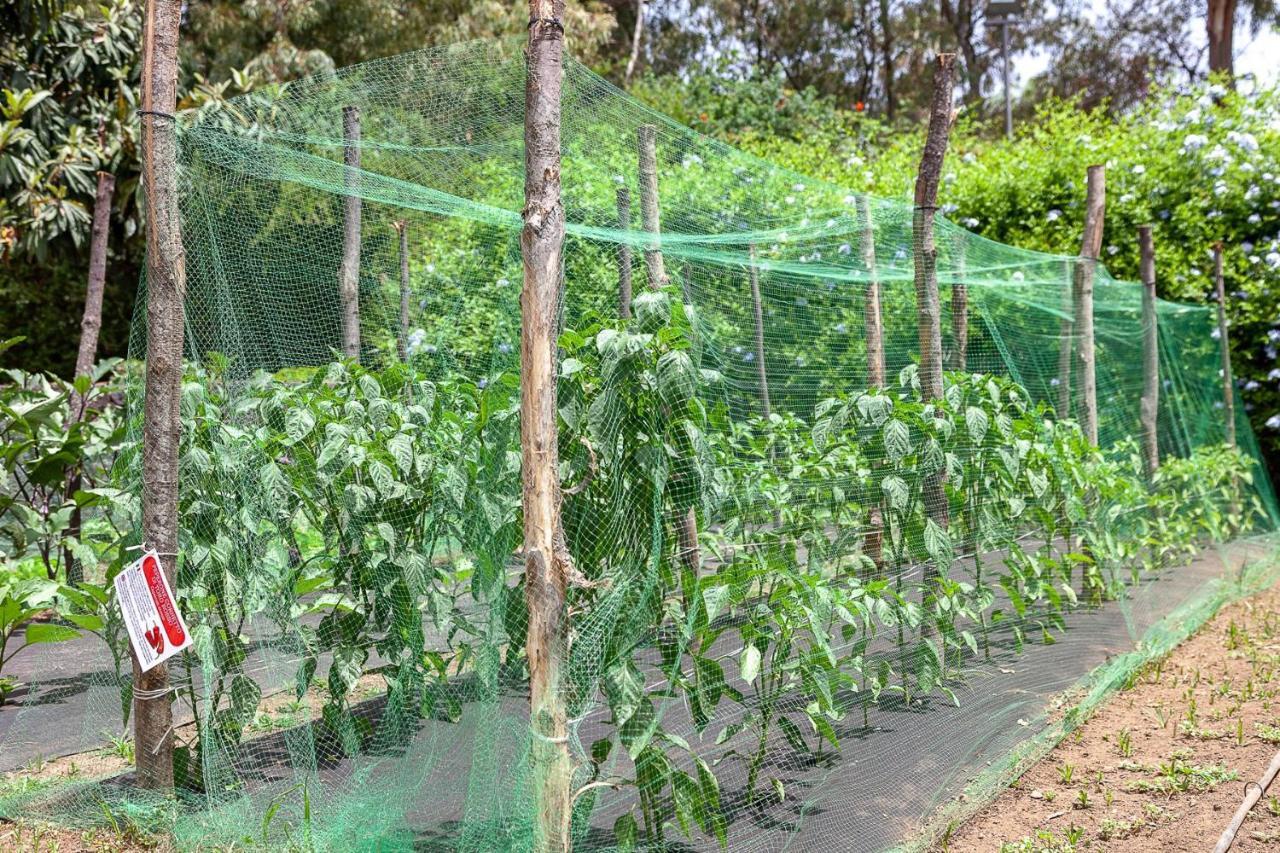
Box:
142, 553, 187, 647
144, 624, 165, 655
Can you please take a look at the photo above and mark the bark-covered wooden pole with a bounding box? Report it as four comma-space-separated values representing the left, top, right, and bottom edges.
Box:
1213, 242, 1236, 448
136, 0, 185, 790
857, 194, 885, 388
748, 244, 771, 418
339, 105, 362, 360
1138, 225, 1160, 479
523, 4, 573, 850
913, 53, 956, 621
637, 124, 668, 288
394, 220, 410, 362
616, 187, 633, 319
637, 122, 700, 576
76, 171, 116, 380
1074, 165, 1105, 446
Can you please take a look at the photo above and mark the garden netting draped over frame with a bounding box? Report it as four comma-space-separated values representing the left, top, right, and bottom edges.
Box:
3, 40, 1279, 852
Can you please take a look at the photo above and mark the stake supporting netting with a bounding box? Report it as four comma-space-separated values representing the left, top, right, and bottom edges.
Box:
2, 40, 1278, 852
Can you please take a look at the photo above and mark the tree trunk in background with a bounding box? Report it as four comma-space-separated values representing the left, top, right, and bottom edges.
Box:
624, 0, 645, 87
616, 187, 633, 319
1208, 0, 1237, 80
396, 220, 410, 362
340, 105, 362, 360
879, 0, 897, 120
637, 121, 701, 578
1074, 165, 1105, 447
1138, 225, 1160, 480
137, 0, 184, 791
913, 53, 956, 631
64, 170, 117, 586
523, 4, 573, 850
76, 172, 115, 380
1214, 243, 1236, 448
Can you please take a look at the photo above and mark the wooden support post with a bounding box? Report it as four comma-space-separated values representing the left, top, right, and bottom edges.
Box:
1074, 165, 1105, 446
523, 4, 573, 851
637, 122, 699, 575
1213, 243, 1236, 448
394, 221, 410, 362
616, 187, 633, 319
637, 124, 667, 288
1056, 257, 1073, 419
913, 53, 956, 624
748, 244, 771, 418
76, 171, 116, 379
136, 0, 185, 791
340, 105, 362, 361
857, 194, 885, 388
1138, 225, 1160, 479
948, 242, 968, 372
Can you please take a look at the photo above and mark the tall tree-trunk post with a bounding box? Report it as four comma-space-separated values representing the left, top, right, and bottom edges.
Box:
523, 4, 573, 851
1213, 243, 1236, 448
339, 105, 362, 360
858, 194, 885, 388
637, 123, 699, 576
1138, 225, 1160, 479
948, 243, 968, 372
136, 0, 185, 790
76, 171, 116, 380
1074, 165, 1105, 446
616, 187, 633, 319
394, 220, 410, 362
913, 53, 956, 625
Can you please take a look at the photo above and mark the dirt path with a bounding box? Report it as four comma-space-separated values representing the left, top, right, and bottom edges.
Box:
941, 578, 1280, 852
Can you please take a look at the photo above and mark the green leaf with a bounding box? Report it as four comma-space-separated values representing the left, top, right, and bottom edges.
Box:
24, 623, 79, 644
602, 658, 644, 727
964, 405, 990, 444
284, 407, 315, 445
883, 418, 911, 463
613, 813, 638, 853
881, 475, 908, 511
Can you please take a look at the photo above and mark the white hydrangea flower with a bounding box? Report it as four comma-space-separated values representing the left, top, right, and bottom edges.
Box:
1183, 133, 1209, 152
1267, 414, 1280, 430
1267, 252, 1280, 268
1046, 209, 1062, 222
1131, 164, 1145, 175
963, 217, 980, 228
1012, 271, 1025, 281
962, 152, 977, 164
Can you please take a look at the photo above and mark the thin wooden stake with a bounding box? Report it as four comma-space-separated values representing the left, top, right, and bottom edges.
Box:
616, 187, 633, 319
637, 120, 700, 576
1138, 225, 1160, 479
523, 4, 573, 850
340, 105, 362, 360
857, 194, 885, 388
394, 221, 410, 362
1214, 242, 1236, 448
1214, 747, 1280, 852
913, 52, 956, 621
137, 0, 185, 791
1074, 165, 1105, 446
748, 244, 771, 418
949, 241, 968, 372
1056, 257, 1073, 419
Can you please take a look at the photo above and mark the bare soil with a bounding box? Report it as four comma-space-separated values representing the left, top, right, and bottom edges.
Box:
942, 581, 1280, 852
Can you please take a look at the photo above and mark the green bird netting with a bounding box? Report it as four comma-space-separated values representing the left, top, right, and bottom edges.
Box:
2, 40, 1279, 852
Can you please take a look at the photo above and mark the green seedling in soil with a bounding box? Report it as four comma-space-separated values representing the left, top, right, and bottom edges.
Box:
1256, 722, 1280, 744
99, 731, 134, 763
1058, 762, 1075, 784
1103, 788, 1114, 808
1116, 728, 1133, 757
1099, 817, 1142, 840
1073, 789, 1089, 809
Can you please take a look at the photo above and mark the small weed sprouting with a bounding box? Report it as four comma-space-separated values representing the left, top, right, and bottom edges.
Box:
99, 732, 135, 763
1116, 728, 1133, 757
1058, 762, 1075, 784
1073, 789, 1089, 810
1256, 722, 1280, 744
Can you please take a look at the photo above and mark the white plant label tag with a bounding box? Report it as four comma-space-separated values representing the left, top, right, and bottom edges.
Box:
114, 550, 192, 673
